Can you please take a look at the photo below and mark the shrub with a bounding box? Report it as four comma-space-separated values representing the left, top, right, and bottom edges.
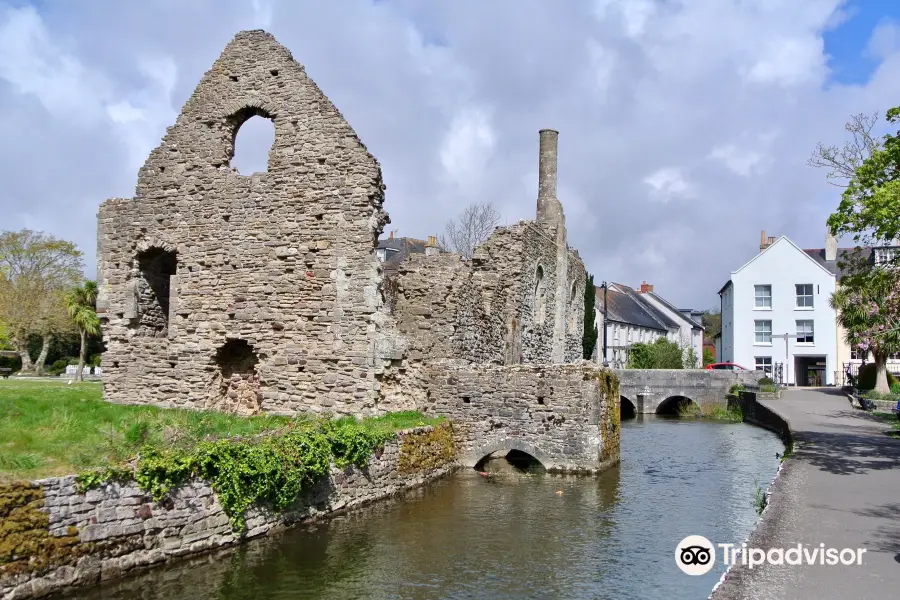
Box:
759, 377, 774, 386
729, 383, 745, 395
856, 363, 898, 391
892, 382, 900, 395
48, 359, 69, 376
88, 354, 102, 367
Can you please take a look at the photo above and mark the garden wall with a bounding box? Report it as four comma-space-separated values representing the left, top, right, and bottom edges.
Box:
0, 425, 455, 600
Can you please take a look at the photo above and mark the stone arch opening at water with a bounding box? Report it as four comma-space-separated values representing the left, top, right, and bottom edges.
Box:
620, 396, 636, 420
475, 449, 546, 474
656, 395, 694, 416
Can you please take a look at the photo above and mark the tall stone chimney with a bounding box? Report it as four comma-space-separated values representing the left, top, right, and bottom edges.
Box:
825, 230, 837, 261
425, 235, 440, 257
639, 281, 653, 293
759, 230, 767, 251
536, 129, 564, 226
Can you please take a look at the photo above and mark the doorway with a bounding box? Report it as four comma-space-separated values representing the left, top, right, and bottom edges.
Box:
794, 356, 826, 387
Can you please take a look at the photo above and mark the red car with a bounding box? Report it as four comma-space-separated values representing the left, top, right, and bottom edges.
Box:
706, 362, 751, 372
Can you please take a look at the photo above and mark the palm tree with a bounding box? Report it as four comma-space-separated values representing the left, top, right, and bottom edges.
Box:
65, 281, 99, 382
830, 272, 900, 395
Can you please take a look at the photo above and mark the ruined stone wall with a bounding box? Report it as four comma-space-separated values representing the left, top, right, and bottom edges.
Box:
387, 220, 585, 372
421, 362, 619, 473
565, 249, 587, 362
97, 30, 393, 416
0, 426, 454, 600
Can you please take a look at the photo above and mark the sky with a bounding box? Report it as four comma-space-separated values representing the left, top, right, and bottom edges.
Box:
1, 0, 899, 310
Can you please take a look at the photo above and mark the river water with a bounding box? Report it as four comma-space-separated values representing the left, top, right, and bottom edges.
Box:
66, 416, 782, 600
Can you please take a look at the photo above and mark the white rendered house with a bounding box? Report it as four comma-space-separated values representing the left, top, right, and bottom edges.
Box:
635, 282, 704, 368
594, 282, 701, 368
718, 233, 837, 386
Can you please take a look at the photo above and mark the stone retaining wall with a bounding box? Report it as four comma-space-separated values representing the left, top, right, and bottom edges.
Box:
729, 391, 792, 444
0, 425, 455, 600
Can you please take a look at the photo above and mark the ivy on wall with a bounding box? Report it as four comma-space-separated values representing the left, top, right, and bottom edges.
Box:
77, 418, 401, 532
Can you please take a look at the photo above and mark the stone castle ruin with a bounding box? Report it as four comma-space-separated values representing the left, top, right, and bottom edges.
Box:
97, 30, 617, 470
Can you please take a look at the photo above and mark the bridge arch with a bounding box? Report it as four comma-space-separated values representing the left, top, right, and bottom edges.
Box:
620, 395, 636, 420
656, 395, 695, 416
462, 438, 558, 470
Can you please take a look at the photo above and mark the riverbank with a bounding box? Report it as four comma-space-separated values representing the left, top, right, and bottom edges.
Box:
0, 422, 456, 600
0, 379, 441, 480
0, 380, 455, 599
711, 388, 900, 599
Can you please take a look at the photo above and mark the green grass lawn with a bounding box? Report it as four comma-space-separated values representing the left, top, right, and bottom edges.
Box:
872, 411, 900, 438
0, 379, 440, 480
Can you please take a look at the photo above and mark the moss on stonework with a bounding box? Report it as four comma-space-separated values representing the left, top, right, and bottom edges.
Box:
397, 423, 456, 475
0, 481, 83, 576
586, 368, 620, 463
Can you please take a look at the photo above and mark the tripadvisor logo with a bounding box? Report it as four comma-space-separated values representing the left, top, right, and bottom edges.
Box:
675, 535, 716, 575
676, 536, 868, 575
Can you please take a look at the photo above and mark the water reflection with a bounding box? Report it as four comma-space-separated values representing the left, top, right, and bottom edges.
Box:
64, 417, 781, 600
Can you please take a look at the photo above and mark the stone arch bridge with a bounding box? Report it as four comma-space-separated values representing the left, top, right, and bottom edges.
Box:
614, 369, 764, 416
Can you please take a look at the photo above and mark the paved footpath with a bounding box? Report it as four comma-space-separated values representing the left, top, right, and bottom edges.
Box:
711, 388, 900, 600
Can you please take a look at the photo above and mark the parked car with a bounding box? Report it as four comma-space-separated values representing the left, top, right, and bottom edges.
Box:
705, 362, 751, 372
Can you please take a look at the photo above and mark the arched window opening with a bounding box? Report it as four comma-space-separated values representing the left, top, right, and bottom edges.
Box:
228, 108, 275, 175
135, 247, 177, 336
206, 339, 262, 415
534, 265, 547, 326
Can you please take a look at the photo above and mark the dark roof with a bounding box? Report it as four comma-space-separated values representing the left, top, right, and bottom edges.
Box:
377, 237, 427, 270
645, 291, 704, 330
802, 247, 868, 280
595, 283, 681, 332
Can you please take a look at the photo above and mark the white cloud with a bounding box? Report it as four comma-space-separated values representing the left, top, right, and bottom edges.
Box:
744, 36, 828, 87
644, 167, 695, 202
593, 0, 656, 38
866, 19, 900, 60
1, 0, 899, 309
0, 5, 110, 123
439, 106, 496, 192
708, 144, 766, 177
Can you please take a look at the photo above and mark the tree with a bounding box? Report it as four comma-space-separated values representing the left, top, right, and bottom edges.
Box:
34, 290, 74, 375
821, 105, 900, 395
0, 230, 83, 372
808, 111, 882, 187
65, 281, 99, 382
826, 107, 900, 247
439, 202, 502, 259
627, 338, 684, 369
830, 269, 899, 394
582, 273, 598, 360
701, 308, 721, 342
702, 346, 715, 367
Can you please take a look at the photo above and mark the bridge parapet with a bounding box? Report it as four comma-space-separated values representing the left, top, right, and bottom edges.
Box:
615, 369, 764, 414
421, 361, 620, 473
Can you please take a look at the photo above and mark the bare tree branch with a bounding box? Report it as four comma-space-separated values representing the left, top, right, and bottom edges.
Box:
808, 112, 882, 187
440, 202, 502, 259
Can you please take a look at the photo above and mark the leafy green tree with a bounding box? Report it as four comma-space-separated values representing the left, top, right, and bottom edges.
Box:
826, 106, 900, 247
701, 308, 721, 342
65, 281, 100, 382
830, 270, 899, 394
821, 105, 900, 395
582, 273, 598, 360
702, 346, 715, 367
0, 230, 83, 372
627, 338, 684, 369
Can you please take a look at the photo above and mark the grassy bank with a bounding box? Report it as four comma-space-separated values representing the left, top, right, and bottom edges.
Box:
0, 379, 441, 481
677, 402, 743, 422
